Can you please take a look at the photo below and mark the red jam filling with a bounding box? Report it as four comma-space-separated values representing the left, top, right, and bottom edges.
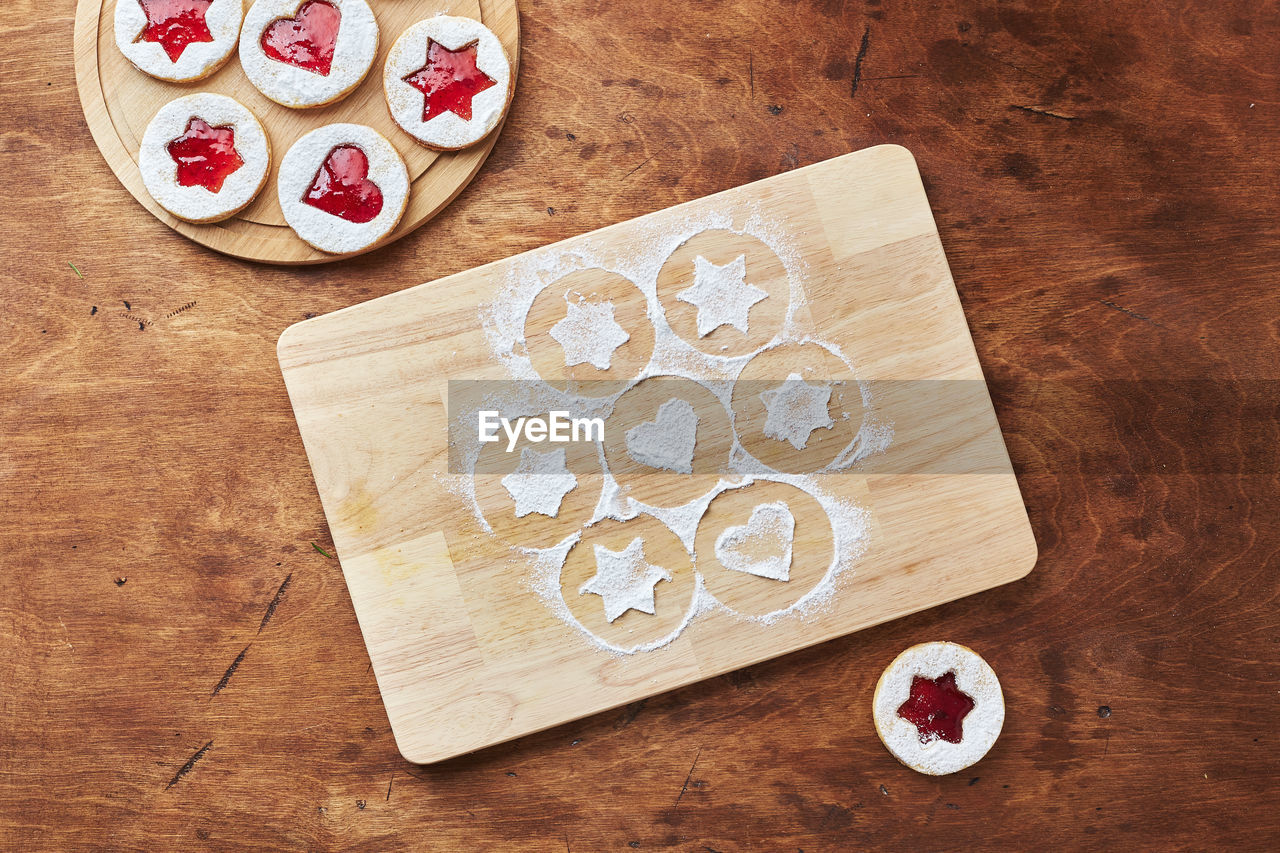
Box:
166, 117, 244, 193
261, 0, 341, 76
402, 39, 497, 122
896, 671, 975, 744
135, 0, 215, 63
303, 145, 383, 224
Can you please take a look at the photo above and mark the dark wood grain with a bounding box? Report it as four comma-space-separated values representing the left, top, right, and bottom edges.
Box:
3, 0, 1278, 849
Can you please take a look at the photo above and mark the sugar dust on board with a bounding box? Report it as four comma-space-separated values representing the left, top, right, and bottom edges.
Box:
261, 0, 341, 76
303, 145, 384, 223
135, 0, 215, 63
403, 39, 496, 121
167, 117, 244, 192
896, 670, 975, 744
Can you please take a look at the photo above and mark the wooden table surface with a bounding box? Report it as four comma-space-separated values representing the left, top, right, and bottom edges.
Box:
3, 1, 1277, 849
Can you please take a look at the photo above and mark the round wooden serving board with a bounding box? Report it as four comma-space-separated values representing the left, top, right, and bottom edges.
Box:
74, 0, 520, 264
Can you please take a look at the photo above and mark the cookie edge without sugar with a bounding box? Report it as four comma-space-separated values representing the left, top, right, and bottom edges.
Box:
239, 0, 380, 109
138, 93, 272, 224
382, 15, 514, 152
276, 122, 410, 254
114, 0, 246, 83
872, 641, 1005, 776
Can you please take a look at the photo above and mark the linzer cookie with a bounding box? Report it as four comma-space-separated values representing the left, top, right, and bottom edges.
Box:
239, 0, 378, 108
277, 123, 409, 254
115, 0, 245, 82
138, 93, 271, 223
383, 15, 513, 151
873, 641, 1005, 776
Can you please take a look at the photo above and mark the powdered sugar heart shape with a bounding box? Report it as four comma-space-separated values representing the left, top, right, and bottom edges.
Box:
714, 501, 795, 582
303, 144, 383, 224
261, 0, 340, 76
625, 398, 699, 474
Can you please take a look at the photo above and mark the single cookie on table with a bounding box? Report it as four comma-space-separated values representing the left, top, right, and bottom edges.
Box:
383, 15, 513, 151
277, 123, 410, 254
114, 0, 245, 82
872, 641, 1005, 776
239, 0, 378, 109
138, 93, 271, 224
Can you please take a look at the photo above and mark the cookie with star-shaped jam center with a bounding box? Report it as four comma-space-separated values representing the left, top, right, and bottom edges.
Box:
873, 641, 1005, 776
383, 15, 513, 151
239, 0, 379, 109
114, 0, 245, 82
277, 123, 410, 254
138, 93, 271, 223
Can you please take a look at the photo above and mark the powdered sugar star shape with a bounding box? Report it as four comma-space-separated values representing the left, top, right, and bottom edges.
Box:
759, 372, 835, 450
676, 254, 768, 337
580, 537, 672, 622
500, 447, 578, 518
549, 298, 630, 370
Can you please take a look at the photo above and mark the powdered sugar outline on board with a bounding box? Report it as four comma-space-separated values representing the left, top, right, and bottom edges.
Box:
458, 205, 892, 655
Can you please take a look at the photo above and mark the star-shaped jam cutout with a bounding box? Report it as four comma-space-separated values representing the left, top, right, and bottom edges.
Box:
896, 671, 976, 744
167, 117, 244, 193
402, 39, 497, 122
580, 537, 672, 623
135, 0, 215, 63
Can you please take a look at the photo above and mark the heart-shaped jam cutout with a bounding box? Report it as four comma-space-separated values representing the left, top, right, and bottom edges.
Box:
261, 0, 341, 76
167, 117, 244, 193
403, 39, 497, 122
135, 0, 215, 63
303, 145, 383, 224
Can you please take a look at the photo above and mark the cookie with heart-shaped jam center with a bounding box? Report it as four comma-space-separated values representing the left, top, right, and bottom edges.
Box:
138, 93, 271, 223
239, 0, 378, 109
115, 0, 244, 83
303, 145, 383, 224
277, 123, 409, 254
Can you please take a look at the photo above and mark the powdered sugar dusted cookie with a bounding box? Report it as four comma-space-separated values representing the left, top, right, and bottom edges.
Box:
138, 93, 271, 224
383, 15, 513, 151
277, 123, 409, 254
115, 0, 244, 82
873, 641, 1004, 776
239, 0, 378, 109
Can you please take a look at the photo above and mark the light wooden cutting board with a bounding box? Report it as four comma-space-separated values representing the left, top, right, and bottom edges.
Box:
278, 144, 1037, 763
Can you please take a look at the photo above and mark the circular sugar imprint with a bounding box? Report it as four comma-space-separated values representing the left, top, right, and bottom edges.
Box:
694, 479, 834, 618
655, 229, 789, 357
559, 514, 698, 653
731, 341, 865, 474
473, 412, 604, 550
524, 269, 655, 398
602, 376, 734, 507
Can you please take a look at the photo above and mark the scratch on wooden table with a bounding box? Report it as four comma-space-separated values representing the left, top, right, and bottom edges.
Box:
257, 573, 293, 634
850, 26, 871, 98
165, 741, 213, 790
1011, 104, 1079, 121
673, 747, 702, 810
212, 645, 249, 697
